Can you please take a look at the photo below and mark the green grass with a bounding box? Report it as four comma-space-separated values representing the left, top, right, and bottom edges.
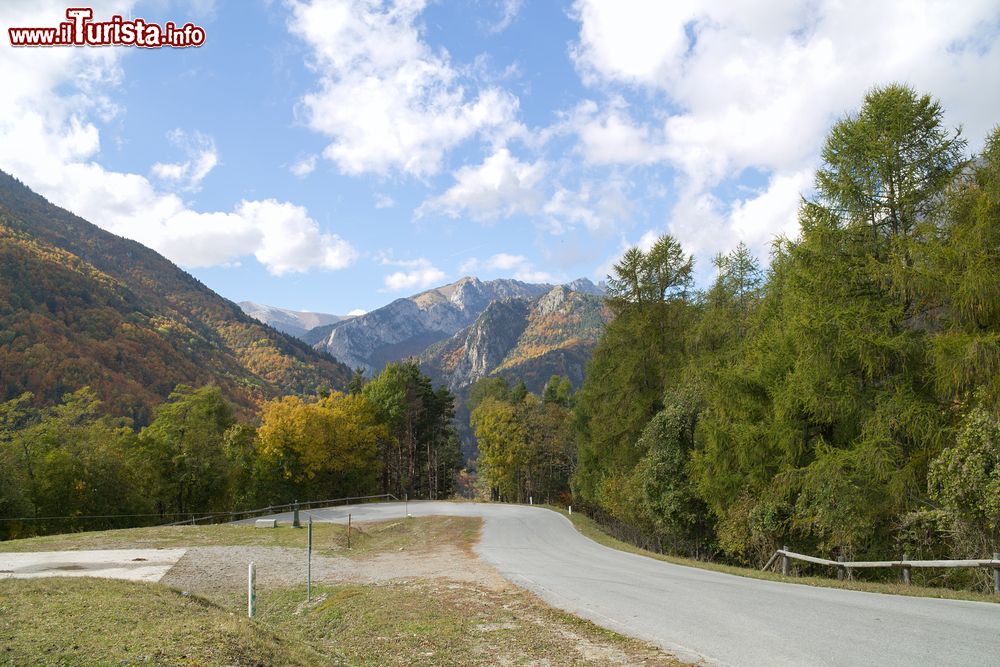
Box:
0, 578, 321, 666
0, 515, 479, 559
251, 580, 679, 666
546, 505, 1000, 605
0, 515, 682, 666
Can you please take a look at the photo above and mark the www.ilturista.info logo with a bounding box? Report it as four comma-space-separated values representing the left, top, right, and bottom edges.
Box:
8, 7, 206, 48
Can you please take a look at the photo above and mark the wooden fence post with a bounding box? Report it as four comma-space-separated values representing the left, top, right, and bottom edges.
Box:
837, 555, 845, 581
902, 553, 911, 585
782, 545, 790, 576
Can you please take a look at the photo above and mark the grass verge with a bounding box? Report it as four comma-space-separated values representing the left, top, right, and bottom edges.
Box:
0, 515, 478, 559
546, 505, 999, 605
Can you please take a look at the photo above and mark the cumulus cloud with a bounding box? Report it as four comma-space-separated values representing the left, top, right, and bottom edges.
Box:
287, 0, 521, 177
729, 169, 814, 251
569, 0, 1000, 256
290, 154, 318, 177
417, 148, 544, 221
150, 129, 219, 192
238, 199, 358, 275
572, 99, 668, 166
484, 252, 525, 270
382, 257, 446, 291
543, 177, 632, 234
0, 0, 358, 277
459, 253, 554, 283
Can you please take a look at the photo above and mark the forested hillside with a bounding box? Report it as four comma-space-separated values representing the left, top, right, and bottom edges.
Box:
0, 171, 352, 423
0, 362, 459, 539
475, 85, 1000, 587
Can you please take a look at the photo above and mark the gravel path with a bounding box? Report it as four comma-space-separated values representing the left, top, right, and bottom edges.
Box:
159, 543, 507, 597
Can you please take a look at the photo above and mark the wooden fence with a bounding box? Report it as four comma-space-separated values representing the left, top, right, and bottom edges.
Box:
763, 546, 1000, 595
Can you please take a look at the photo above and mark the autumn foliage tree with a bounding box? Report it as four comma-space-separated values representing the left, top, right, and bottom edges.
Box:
255, 391, 384, 501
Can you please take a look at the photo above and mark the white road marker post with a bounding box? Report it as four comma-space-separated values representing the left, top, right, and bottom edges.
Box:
568, 505, 572, 515
248, 562, 256, 619
529, 496, 533, 506
307, 516, 313, 601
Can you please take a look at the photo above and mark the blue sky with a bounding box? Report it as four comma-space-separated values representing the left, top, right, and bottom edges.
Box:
2, 1, 999, 315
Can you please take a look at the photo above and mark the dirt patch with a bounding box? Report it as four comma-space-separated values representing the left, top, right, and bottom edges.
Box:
160, 543, 508, 598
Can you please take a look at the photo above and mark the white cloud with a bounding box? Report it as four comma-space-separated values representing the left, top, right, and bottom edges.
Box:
458, 256, 479, 274
570, 0, 696, 87
729, 169, 814, 252
290, 154, 317, 177
461, 253, 554, 283
569, 0, 1000, 256
382, 257, 446, 291
417, 148, 544, 221
238, 199, 358, 276
490, 0, 523, 33
287, 0, 521, 177
513, 267, 555, 283
573, 99, 668, 166
374, 193, 396, 209
543, 177, 632, 234
150, 129, 218, 192
151, 162, 186, 181
0, 0, 358, 277
484, 252, 526, 270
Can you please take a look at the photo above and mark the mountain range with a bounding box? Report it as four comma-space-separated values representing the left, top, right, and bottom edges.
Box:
0, 171, 352, 423
315, 276, 552, 372
245, 275, 609, 397
238, 302, 351, 339
419, 285, 610, 393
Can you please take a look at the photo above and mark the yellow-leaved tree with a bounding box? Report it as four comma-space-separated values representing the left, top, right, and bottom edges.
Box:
256, 391, 385, 499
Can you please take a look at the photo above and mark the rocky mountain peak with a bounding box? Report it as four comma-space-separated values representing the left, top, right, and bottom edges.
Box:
315, 275, 551, 373
536, 285, 570, 318
563, 277, 604, 295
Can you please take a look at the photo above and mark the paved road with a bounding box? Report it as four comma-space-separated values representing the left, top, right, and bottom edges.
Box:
254, 502, 999, 666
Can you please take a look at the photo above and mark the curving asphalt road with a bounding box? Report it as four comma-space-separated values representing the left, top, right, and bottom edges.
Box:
252, 501, 999, 666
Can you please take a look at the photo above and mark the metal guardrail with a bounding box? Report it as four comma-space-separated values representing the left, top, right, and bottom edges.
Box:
762, 546, 1000, 594
162, 493, 400, 526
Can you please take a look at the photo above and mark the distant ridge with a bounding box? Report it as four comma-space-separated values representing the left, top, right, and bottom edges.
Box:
239, 301, 349, 339
420, 283, 610, 393
313, 276, 554, 373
